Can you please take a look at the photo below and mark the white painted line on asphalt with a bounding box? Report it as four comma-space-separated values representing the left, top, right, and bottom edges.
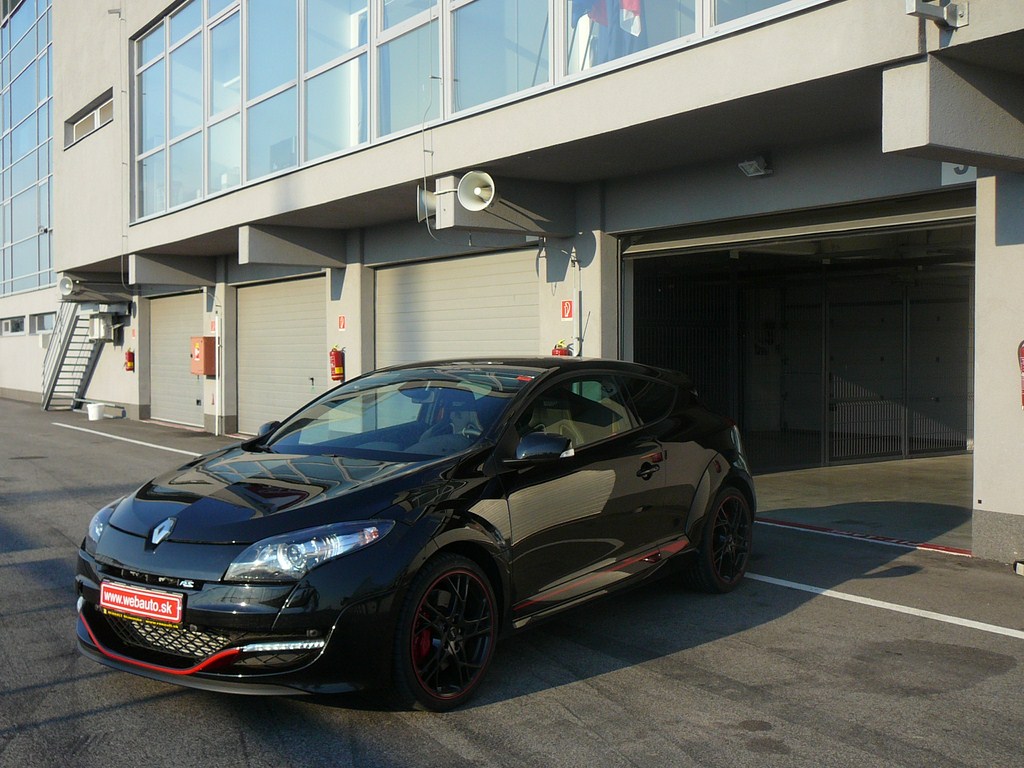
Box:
748, 573, 1024, 641
755, 518, 972, 557
52, 422, 200, 457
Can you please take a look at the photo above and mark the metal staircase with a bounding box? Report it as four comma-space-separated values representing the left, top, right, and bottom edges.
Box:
41, 302, 102, 411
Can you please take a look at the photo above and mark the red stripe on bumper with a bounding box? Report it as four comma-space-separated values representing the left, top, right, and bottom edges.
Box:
78, 611, 242, 676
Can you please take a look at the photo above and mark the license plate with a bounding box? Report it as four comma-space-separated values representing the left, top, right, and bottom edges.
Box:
100, 581, 183, 625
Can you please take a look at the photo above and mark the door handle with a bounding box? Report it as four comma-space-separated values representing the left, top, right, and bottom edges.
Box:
637, 462, 660, 481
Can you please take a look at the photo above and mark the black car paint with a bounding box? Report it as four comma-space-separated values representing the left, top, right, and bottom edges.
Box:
75, 357, 754, 698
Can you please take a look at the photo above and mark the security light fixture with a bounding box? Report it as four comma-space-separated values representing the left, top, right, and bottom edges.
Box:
738, 156, 773, 178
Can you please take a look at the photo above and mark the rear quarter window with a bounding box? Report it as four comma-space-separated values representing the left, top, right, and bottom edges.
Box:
623, 376, 676, 425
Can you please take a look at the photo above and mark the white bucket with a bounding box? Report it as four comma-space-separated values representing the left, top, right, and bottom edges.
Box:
86, 403, 104, 421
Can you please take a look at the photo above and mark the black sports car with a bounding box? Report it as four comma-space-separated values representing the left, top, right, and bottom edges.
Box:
75, 358, 755, 710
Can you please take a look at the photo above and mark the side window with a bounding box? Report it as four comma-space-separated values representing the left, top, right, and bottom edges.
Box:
516, 375, 636, 449
622, 376, 676, 425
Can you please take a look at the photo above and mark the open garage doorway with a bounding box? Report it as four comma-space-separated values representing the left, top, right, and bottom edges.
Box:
626, 221, 974, 472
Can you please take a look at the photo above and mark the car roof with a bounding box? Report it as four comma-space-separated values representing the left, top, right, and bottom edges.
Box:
379, 356, 690, 384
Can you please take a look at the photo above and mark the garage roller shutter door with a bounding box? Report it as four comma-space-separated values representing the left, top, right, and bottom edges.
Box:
237, 277, 326, 434
375, 251, 539, 368
150, 293, 204, 426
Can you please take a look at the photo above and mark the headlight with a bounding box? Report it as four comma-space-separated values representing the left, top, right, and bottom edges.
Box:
223, 520, 395, 582
87, 502, 117, 545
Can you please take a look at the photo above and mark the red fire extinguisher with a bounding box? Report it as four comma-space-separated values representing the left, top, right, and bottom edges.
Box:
551, 339, 572, 356
124, 348, 135, 372
330, 346, 345, 382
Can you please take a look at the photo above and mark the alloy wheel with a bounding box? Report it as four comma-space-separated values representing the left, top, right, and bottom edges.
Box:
409, 567, 495, 704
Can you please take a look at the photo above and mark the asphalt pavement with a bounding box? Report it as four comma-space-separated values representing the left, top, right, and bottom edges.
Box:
1, 399, 1022, 768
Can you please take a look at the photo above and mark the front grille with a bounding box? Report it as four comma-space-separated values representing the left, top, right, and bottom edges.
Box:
101, 566, 201, 591
106, 614, 249, 660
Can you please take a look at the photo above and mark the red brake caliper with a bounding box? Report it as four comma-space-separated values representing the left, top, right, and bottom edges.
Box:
413, 613, 432, 665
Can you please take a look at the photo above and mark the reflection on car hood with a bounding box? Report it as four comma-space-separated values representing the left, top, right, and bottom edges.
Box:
108, 447, 427, 544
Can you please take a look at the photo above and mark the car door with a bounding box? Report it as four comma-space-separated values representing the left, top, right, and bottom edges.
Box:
500, 373, 681, 624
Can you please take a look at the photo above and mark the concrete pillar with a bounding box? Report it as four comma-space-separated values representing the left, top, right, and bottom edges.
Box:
201, 260, 237, 435
537, 183, 618, 358
328, 230, 375, 379
972, 173, 1024, 563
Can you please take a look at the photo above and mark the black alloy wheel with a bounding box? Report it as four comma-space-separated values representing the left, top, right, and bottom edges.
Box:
685, 486, 752, 593
392, 554, 496, 711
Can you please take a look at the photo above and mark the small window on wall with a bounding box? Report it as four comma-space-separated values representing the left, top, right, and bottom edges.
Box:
65, 91, 114, 147
30, 312, 55, 333
1, 316, 26, 335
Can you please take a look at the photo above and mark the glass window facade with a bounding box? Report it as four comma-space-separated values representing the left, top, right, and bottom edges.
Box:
377, 20, 438, 135
567, 0, 697, 73
453, 0, 549, 112
1, 0, 51, 295
132, 0, 823, 220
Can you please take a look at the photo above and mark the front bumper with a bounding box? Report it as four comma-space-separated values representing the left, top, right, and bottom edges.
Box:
75, 542, 401, 694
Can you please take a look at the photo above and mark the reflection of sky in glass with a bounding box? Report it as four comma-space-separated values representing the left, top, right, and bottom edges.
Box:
170, 133, 203, 207
140, 151, 166, 217
378, 22, 438, 136
716, 0, 786, 24
247, 87, 297, 180
170, 35, 202, 138
170, 0, 201, 46
140, 61, 166, 153
36, 50, 48, 103
248, 0, 297, 98
210, 12, 240, 117
12, 111, 36, 160
11, 29, 35, 75
208, 0, 235, 19
453, 0, 548, 112
382, 0, 435, 29
11, 187, 35, 241
10, 61, 35, 125
8, 2, 34, 48
139, 25, 164, 64
306, 56, 366, 160
307, 0, 367, 72
208, 114, 241, 192
1, 2, 53, 292
12, 239, 36, 281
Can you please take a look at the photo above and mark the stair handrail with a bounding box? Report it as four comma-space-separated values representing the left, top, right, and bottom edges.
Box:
41, 301, 80, 410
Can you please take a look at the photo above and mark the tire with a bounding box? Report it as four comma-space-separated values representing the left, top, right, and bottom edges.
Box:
391, 554, 497, 711
683, 486, 752, 593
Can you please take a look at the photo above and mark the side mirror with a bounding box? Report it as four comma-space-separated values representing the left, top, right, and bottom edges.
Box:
256, 420, 280, 438
514, 432, 574, 461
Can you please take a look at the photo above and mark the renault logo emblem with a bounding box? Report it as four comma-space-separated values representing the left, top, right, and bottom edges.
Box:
151, 517, 176, 546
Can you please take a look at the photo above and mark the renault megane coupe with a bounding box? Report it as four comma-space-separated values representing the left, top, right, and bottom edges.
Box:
75, 357, 755, 710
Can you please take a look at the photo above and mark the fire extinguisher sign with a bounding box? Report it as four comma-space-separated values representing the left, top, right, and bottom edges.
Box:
1018, 340, 1024, 409
561, 300, 573, 321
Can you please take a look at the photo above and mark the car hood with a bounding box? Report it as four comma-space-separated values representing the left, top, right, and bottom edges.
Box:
108, 446, 442, 544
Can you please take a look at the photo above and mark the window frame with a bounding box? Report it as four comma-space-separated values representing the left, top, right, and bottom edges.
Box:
65, 91, 114, 148
1, 313, 25, 335
515, 372, 641, 451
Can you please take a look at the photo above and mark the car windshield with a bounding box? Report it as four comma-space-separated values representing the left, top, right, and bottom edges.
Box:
263, 366, 543, 458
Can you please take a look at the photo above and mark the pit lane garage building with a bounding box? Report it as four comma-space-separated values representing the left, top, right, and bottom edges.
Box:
0, 0, 1022, 562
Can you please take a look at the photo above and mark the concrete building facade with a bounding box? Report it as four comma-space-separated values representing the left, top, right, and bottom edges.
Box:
1, 0, 1022, 562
